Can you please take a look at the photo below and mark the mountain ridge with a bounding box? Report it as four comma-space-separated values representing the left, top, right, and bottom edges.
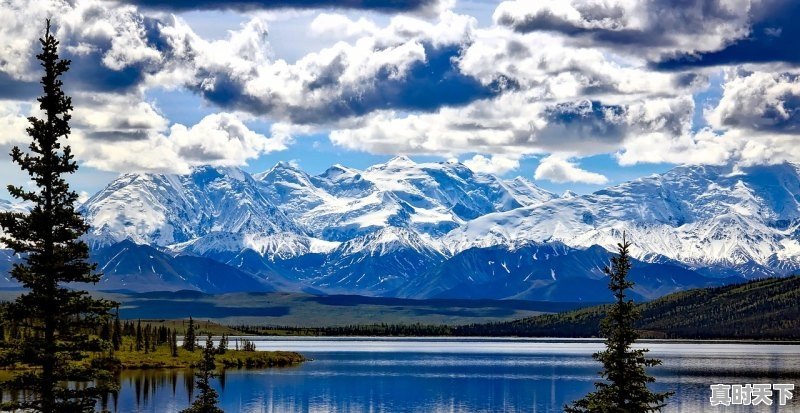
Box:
2, 159, 800, 300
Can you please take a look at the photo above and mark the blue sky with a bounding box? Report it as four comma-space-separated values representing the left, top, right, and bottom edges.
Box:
1, 0, 799, 199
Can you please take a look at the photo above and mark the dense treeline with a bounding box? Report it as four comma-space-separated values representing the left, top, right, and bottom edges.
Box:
231, 275, 800, 340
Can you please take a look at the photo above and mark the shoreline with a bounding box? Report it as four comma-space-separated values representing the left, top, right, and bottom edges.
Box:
210, 333, 800, 344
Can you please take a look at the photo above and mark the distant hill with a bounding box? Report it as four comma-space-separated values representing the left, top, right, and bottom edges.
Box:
458, 276, 800, 340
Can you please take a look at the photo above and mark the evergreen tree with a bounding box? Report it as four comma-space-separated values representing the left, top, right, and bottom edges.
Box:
181, 335, 224, 413
0, 20, 116, 412
100, 321, 111, 341
136, 320, 143, 351
112, 309, 122, 351
171, 329, 179, 357
217, 334, 227, 354
566, 235, 672, 413
0, 303, 6, 344
183, 317, 197, 352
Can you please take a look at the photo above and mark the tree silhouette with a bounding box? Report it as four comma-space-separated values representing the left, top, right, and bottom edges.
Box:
183, 316, 197, 352
181, 335, 224, 413
566, 235, 672, 413
0, 20, 116, 412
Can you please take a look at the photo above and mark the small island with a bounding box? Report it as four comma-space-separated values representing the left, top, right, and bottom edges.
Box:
1, 317, 305, 373
108, 318, 305, 371
110, 342, 305, 371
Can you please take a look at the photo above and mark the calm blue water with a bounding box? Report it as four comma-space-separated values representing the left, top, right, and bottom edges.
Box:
110, 338, 800, 412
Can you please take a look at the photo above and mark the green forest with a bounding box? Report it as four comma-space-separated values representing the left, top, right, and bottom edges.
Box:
237, 275, 800, 340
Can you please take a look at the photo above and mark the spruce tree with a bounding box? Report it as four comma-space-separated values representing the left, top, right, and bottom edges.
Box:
217, 334, 227, 354
112, 309, 122, 351
181, 335, 224, 413
136, 320, 143, 351
172, 329, 179, 357
183, 316, 197, 352
0, 20, 116, 412
565, 235, 672, 413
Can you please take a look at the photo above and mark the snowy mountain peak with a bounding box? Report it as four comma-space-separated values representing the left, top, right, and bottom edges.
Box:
190, 165, 248, 182
67, 159, 800, 299
336, 226, 443, 257
81, 166, 300, 248
448, 161, 800, 272
383, 155, 417, 167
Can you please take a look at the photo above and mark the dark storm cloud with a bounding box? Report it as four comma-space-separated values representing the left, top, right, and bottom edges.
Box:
497, 0, 770, 49
541, 100, 627, 141
86, 130, 152, 141
0, 72, 39, 100
60, 16, 172, 94
655, 1, 800, 69
335, 44, 509, 114
118, 0, 441, 12
191, 43, 509, 124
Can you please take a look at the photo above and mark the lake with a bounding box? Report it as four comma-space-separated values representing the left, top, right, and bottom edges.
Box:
109, 337, 800, 412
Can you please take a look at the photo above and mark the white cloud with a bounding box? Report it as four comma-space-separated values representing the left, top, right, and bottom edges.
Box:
463, 154, 520, 175
151, 10, 479, 124
616, 69, 800, 168
2, 0, 799, 178
77, 191, 91, 205
493, 0, 757, 59
0, 103, 31, 146
329, 91, 694, 159
77, 112, 287, 173
310, 13, 379, 39
707, 70, 800, 133
71, 92, 169, 140
170, 113, 287, 164
534, 155, 609, 184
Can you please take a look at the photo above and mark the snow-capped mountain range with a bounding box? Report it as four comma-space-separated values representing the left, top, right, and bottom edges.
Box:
1, 157, 799, 301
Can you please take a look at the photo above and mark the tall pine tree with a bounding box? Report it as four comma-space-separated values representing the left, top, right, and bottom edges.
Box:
0, 20, 116, 413
181, 335, 224, 413
112, 308, 122, 352
183, 316, 197, 352
566, 235, 672, 413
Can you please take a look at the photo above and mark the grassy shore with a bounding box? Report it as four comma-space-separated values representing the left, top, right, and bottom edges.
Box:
106, 337, 305, 370
0, 337, 305, 372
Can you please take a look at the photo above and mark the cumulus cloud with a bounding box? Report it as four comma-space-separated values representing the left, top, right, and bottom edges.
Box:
616, 70, 800, 167
170, 113, 287, 164
310, 13, 380, 38
708, 70, 800, 133
71, 92, 169, 141
329, 92, 694, 160
534, 155, 609, 184
493, 0, 758, 60
656, 1, 800, 68
2, 0, 799, 178
463, 154, 520, 175
0, 0, 167, 94
157, 11, 491, 124
78, 113, 287, 173
0, 103, 31, 146
615, 69, 800, 168
117, 0, 447, 14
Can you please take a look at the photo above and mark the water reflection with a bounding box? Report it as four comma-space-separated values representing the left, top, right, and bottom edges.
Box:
101, 339, 800, 412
